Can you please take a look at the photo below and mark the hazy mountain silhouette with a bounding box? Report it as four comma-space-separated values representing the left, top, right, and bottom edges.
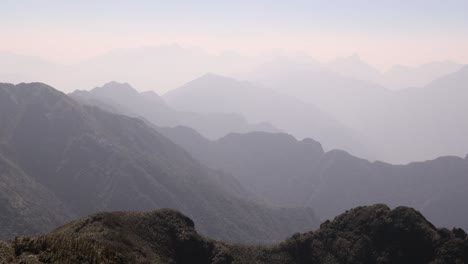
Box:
371, 65, 468, 162
67, 45, 263, 93
163, 73, 375, 158
244, 60, 468, 163
1, 205, 467, 263
1, 47, 461, 94
70, 81, 279, 140
0, 45, 262, 93
381, 61, 463, 89
326, 54, 463, 90
160, 126, 468, 230
327, 54, 382, 83
0, 52, 62, 85
0, 82, 318, 243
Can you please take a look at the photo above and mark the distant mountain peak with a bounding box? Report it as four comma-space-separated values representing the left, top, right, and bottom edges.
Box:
334, 53, 363, 63
175, 73, 241, 92
94, 81, 138, 94
140, 90, 160, 96
328, 54, 382, 78
198, 72, 233, 81
348, 53, 361, 61
16, 82, 64, 95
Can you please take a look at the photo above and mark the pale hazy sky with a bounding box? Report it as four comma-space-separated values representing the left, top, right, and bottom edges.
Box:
1, 0, 468, 69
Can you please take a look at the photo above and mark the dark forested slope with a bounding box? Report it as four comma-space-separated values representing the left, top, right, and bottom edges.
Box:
1, 205, 467, 264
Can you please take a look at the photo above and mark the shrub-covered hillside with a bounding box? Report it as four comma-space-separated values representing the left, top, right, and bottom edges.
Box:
1, 204, 467, 264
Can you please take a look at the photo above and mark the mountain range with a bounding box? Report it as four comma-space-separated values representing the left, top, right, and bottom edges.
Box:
163, 73, 374, 158
0, 47, 462, 93
326, 54, 463, 89
0, 82, 318, 244
243, 61, 468, 163
3, 47, 466, 162
1, 71, 467, 258
65, 78, 468, 230
159, 126, 468, 231
70, 81, 278, 140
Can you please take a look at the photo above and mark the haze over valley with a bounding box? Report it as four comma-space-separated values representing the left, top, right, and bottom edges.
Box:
1, 1, 468, 263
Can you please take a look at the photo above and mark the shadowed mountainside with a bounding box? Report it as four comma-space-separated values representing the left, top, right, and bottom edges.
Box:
159, 126, 468, 230
0, 82, 318, 243
0, 154, 75, 239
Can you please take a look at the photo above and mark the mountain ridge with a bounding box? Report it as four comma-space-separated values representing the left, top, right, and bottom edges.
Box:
70, 81, 280, 140
163, 73, 373, 159
159, 126, 468, 230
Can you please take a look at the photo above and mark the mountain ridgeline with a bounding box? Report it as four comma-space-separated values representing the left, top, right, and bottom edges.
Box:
0, 82, 318, 243
163, 73, 374, 159
1, 205, 467, 263
244, 62, 468, 163
70, 81, 279, 140
64, 78, 468, 231
0, 78, 468, 263
160, 126, 468, 231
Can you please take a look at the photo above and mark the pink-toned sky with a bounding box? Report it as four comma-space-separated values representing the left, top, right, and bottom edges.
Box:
1, 0, 468, 70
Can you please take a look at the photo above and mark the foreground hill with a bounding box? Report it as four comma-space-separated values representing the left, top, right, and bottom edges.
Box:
160, 127, 468, 230
1, 205, 467, 263
0, 82, 318, 243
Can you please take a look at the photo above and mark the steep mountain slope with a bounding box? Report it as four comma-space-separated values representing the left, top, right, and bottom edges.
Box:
160, 127, 468, 230
0, 82, 319, 243
1, 205, 467, 263
0, 153, 75, 240
163, 73, 374, 159
70, 81, 279, 140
